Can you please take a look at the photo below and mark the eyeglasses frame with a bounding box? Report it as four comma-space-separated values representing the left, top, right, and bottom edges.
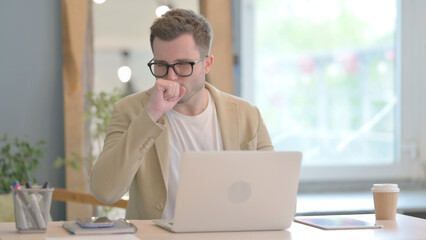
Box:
147, 56, 208, 78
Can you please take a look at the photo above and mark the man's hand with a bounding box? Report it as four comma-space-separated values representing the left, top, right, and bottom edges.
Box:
146, 79, 186, 122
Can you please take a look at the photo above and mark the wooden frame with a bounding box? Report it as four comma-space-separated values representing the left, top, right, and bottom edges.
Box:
62, 0, 93, 220
52, 188, 128, 209
200, 0, 234, 94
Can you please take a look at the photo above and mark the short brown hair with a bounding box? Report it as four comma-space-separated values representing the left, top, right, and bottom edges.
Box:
150, 9, 213, 56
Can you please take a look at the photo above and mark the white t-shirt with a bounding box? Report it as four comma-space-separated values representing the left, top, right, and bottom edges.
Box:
162, 91, 223, 219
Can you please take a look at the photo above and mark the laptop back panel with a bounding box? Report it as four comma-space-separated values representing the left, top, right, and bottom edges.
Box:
171, 151, 302, 232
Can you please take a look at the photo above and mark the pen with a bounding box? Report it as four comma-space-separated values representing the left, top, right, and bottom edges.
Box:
41, 181, 51, 222
25, 182, 47, 229
12, 183, 29, 229
13, 181, 39, 229
26, 182, 42, 202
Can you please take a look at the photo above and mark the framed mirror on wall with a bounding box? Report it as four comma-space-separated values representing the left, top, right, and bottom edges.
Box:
92, 0, 200, 219
90, 0, 201, 219
63, 0, 233, 220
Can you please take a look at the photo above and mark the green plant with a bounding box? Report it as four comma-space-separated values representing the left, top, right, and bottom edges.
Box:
54, 87, 123, 170
85, 87, 124, 154
0, 134, 46, 194
53, 152, 83, 171
53, 88, 124, 216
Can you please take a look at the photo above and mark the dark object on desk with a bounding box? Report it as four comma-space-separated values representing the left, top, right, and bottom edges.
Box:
294, 216, 383, 230
62, 219, 137, 235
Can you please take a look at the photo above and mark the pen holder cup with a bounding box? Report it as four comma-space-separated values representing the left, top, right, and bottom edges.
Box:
12, 186, 54, 233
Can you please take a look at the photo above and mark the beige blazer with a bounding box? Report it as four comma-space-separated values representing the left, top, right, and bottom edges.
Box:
90, 83, 273, 219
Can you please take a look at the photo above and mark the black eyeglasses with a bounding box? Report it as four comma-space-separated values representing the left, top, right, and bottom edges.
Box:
147, 56, 207, 78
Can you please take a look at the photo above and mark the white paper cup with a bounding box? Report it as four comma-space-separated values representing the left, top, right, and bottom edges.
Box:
371, 184, 399, 220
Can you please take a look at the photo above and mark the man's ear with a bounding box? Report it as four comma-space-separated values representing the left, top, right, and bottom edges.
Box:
204, 55, 214, 74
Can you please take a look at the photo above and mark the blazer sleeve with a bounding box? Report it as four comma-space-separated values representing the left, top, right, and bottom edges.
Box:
255, 107, 274, 151
238, 105, 274, 151
90, 103, 165, 204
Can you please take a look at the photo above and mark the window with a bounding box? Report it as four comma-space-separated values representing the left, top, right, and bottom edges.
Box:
236, 0, 426, 181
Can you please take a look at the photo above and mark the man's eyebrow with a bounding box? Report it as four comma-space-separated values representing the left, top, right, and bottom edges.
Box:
175, 58, 193, 62
152, 59, 168, 64
153, 58, 194, 64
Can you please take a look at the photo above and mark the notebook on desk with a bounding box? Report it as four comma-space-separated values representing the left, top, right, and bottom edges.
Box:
294, 216, 383, 230
153, 151, 303, 233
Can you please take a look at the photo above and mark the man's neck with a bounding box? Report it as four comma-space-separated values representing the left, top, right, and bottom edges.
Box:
173, 88, 209, 116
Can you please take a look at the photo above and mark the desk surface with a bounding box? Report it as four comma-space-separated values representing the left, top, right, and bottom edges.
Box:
1, 214, 426, 240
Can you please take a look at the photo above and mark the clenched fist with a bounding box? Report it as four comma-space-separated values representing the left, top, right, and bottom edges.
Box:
146, 79, 186, 122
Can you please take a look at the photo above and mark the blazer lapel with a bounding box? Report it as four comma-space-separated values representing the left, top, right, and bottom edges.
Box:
206, 83, 240, 150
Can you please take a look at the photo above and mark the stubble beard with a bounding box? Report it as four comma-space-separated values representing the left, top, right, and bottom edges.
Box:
177, 77, 205, 104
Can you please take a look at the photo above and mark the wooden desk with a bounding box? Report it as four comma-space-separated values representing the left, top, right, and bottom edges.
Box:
1, 214, 425, 240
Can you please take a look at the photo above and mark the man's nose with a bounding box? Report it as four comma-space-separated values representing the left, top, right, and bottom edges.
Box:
166, 66, 179, 81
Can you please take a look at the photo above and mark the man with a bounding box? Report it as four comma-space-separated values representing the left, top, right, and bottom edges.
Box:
90, 9, 273, 220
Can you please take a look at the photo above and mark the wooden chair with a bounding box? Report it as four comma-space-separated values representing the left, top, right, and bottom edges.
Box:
52, 188, 128, 209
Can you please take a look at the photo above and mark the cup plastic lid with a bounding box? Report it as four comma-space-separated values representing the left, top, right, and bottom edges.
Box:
371, 183, 400, 192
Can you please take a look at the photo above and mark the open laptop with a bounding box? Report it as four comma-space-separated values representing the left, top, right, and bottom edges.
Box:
153, 151, 302, 233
